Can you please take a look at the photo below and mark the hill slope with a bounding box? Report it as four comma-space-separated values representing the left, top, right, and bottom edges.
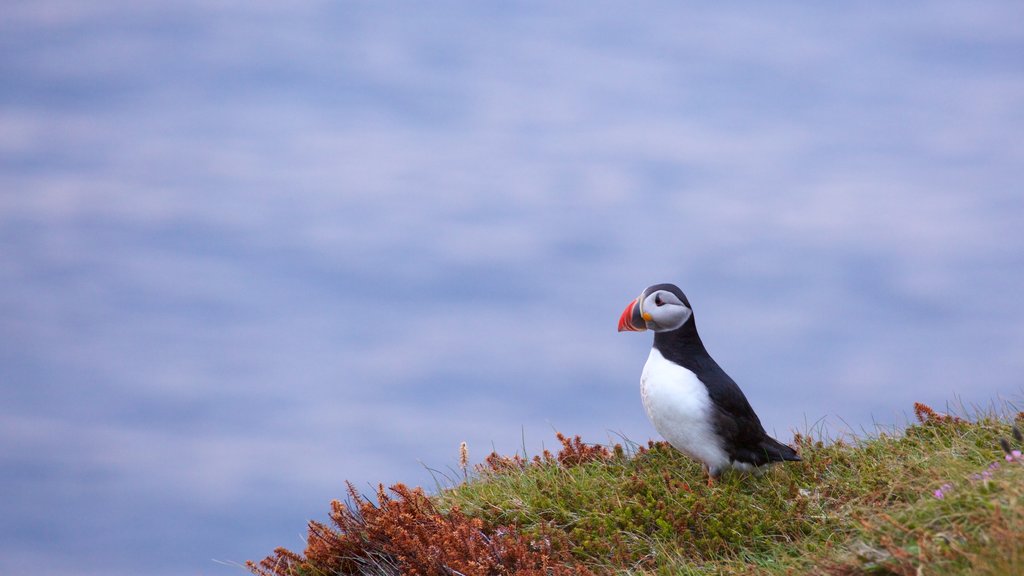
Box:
249, 402, 1024, 575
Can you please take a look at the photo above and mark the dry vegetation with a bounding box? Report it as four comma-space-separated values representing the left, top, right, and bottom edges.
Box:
249, 404, 1024, 575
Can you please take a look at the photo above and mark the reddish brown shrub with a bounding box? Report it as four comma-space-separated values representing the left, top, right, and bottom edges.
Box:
480, 451, 531, 474
477, 432, 619, 475
247, 482, 591, 576
913, 402, 965, 425
553, 433, 614, 467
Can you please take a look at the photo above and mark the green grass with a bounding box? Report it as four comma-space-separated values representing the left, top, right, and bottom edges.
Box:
433, 404, 1024, 575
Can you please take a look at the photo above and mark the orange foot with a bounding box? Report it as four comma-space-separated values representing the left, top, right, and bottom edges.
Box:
703, 466, 716, 487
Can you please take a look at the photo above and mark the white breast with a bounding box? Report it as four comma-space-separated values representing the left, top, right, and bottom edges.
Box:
640, 348, 730, 473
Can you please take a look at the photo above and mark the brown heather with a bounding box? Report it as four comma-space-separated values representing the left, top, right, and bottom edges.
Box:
248, 433, 612, 576
248, 474, 594, 576
479, 432, 618, 475
912, 401, 966, 425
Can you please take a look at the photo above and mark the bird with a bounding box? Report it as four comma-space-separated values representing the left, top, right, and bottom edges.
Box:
618, 283, 800, 483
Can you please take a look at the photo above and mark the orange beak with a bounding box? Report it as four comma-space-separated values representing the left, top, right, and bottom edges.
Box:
617, 297, 647, 332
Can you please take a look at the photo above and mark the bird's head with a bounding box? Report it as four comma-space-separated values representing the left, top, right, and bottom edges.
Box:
617, 283, 693, 333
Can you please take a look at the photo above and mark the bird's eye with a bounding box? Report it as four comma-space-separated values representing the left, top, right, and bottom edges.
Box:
655, 295, 664, 306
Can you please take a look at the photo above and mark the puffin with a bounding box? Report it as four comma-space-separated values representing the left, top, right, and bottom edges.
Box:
618, 283, 800, 482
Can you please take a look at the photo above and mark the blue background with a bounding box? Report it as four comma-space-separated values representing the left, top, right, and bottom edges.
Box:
2, 2, 1023, 574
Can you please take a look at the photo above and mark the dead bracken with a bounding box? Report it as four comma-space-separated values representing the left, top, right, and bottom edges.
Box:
247, 481, 591, 576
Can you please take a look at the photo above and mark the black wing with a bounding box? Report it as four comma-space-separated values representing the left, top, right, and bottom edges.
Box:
693, 356, 800, 466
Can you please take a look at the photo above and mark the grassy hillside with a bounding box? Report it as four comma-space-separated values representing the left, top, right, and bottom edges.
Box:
248, 402, 1024, 576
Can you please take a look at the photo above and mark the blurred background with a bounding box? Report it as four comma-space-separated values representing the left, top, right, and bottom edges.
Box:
2, 2, 1023, 574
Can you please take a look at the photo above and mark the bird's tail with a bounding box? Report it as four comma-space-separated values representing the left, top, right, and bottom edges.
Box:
760, 436, 801, 462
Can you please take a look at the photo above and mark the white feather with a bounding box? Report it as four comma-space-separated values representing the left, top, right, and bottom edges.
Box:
640, 347, 731, 474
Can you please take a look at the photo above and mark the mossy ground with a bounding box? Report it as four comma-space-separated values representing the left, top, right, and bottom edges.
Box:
251, 403, 1024, 576
436, 404, 1024, 575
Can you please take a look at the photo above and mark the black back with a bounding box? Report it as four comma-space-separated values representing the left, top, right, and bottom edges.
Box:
652, 288, 800, 466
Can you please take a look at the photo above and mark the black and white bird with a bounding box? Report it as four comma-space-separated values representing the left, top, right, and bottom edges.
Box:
618, 283, 800, 482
